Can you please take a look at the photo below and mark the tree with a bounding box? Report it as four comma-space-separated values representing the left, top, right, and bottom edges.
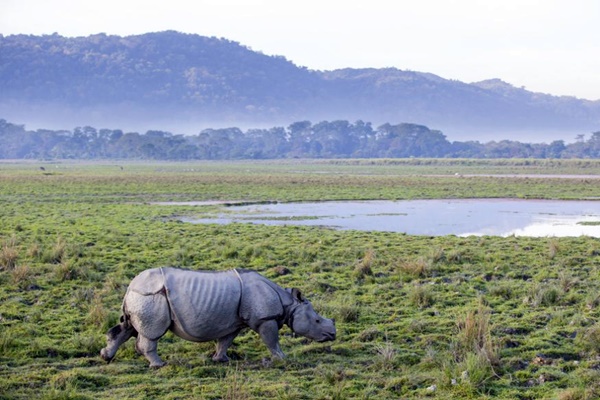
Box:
350, 120, 375, 157
546, 140, 566, 158
587, 131, 600, 158
376, 123, 451, 158
287, 120, 312, 158
311, 120, 357, 158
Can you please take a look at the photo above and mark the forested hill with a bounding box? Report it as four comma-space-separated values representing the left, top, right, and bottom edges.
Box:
1, 31, 599, 141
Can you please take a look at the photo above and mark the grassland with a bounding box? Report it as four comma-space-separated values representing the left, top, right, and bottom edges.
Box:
1, 159, 600, 399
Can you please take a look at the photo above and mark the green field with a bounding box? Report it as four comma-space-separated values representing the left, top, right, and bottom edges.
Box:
1, 159, 600, 399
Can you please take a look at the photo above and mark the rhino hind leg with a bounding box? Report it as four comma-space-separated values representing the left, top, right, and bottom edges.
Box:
213, 329, 242, 362
126, 291, 171, 367
100, 318, 136, 363
136, 334, 166, 368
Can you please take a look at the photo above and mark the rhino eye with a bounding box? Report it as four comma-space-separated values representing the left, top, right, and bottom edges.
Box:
315, 319, 321, 324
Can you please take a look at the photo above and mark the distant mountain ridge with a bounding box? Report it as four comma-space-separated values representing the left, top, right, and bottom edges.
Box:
1, 31, 598, 141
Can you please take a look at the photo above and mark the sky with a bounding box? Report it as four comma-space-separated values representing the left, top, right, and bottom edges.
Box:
1, 0, 599, 100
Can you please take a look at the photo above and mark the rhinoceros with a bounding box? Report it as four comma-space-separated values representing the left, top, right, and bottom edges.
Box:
100, 267, 336, 367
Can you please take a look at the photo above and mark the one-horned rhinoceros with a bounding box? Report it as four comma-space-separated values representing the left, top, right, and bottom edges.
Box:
100, 267, 336, 367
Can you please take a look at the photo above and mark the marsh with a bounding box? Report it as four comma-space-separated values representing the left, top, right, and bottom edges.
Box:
177, 199, 600, 237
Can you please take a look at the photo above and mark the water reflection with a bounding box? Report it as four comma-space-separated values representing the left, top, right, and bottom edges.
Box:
179, 199, 600, 237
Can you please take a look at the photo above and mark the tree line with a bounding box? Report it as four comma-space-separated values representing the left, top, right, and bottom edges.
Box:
1, 119, 599, 160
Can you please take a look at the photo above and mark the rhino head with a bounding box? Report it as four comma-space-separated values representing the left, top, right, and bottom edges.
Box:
288, 288, 336, 342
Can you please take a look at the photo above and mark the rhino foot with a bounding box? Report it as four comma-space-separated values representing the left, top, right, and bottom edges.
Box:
212, 354, 229, 363
100, 348, 114, 363
149, 361, 166, 369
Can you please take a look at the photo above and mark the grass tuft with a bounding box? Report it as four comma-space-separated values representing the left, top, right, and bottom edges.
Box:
488, 282, 515, 300
55, 259, 78, 281
357, 327, 381, 342
559, 271, 579, 292
26, 242, 42, 259
0, 327, 16, 356
1, 235, 19, 270
548, 238, 561, 259
445, 299, 499, 393
585, 291, 600, 310
409, 283, 435, 309
50, 369, 110, 392
528, 283, 563, 307
453, 299, 498, 366
43, 237, 67, 264
397, 257, 430, 279
374, 341, 397, 370
577, 323, 600, 355
11, 263, 32, 288
86, 294, 109, 329
328, 295, 361, 323
224, 366, 251, 400
354, 248, 375, 280
557, 388, 587, 400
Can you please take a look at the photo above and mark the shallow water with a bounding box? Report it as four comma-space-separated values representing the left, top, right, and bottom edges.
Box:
178, 199, 600, 237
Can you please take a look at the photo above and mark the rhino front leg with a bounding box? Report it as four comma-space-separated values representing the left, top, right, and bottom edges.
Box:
136, 335, 166, 368
213, 329, 241, 362
258, 320, 285, 359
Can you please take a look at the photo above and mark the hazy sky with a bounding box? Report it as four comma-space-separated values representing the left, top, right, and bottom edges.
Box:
2, 0, 599, 100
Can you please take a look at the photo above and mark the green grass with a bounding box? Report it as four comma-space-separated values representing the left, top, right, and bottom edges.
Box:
1, 160, 600, 399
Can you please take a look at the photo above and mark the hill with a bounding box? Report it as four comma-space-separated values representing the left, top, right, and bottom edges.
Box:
1, 31, 599, 141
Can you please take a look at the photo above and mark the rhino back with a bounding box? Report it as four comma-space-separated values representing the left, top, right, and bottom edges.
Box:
164, 268, 243, 340
128, 268, 165, 295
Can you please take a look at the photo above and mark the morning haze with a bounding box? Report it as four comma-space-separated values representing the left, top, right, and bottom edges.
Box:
0, 31, 599, 144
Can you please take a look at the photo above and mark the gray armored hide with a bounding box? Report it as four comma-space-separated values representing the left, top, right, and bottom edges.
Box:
100, 267, 336, 368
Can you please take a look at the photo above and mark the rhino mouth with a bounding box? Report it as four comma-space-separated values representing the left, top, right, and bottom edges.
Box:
316, 332, 336, 342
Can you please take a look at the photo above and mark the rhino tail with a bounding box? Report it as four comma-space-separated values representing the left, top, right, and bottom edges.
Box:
117, 300, 138, 337
105, 315, 136, 340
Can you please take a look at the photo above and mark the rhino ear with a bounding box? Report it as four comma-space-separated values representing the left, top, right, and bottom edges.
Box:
292, 288, 305, 302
